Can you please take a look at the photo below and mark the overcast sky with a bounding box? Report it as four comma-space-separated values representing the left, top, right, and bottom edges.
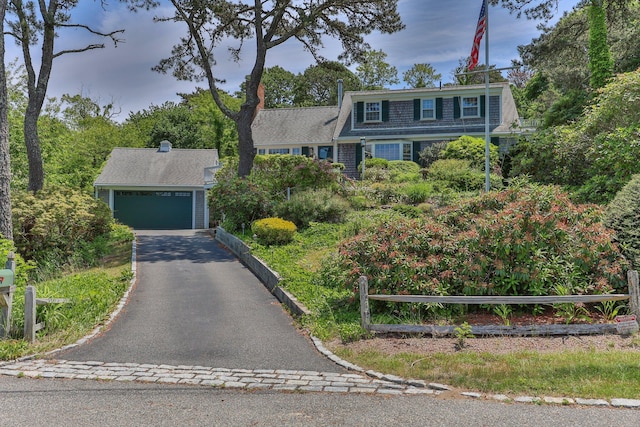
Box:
5, 0, 579, 120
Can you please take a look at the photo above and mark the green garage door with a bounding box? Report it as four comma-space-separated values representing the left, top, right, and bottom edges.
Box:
114, 191, 193, 229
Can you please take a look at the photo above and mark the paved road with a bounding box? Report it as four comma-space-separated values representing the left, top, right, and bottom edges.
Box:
2, 376, 639, 427
53, 230, 342, 373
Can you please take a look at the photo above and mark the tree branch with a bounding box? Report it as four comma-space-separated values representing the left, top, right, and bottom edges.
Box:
53, 44, 107, 58
57, 23, 125, 46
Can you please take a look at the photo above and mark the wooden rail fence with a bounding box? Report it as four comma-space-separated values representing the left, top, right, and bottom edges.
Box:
24, 285, 71, 343
359, 270, 640, 337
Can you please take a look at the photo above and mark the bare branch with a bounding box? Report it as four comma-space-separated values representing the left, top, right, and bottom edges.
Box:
57, 23, 125, 46
53, 44, 107, 58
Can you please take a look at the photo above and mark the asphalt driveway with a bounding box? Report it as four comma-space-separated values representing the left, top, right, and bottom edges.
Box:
54, 230, 343, 373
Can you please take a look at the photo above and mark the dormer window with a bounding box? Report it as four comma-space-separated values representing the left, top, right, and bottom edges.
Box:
365, 101, 382, 122
421, 99, 435, 119
462, 96, 480, 117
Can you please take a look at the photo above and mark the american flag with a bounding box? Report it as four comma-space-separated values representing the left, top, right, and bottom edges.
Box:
468, 1, 487, 71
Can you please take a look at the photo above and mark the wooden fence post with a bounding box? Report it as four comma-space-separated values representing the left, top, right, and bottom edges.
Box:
0, 252, 16, 338
628, 270, 640, 319
24, 285, 36, 343
359, 276, 371, 331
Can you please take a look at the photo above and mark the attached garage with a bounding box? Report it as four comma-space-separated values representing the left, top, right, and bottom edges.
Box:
94, 141, 219, 230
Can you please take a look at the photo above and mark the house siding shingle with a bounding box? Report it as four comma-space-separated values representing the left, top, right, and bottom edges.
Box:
347, 95, 501, 138
195, 190, 205, 229
339, 144, 358, 179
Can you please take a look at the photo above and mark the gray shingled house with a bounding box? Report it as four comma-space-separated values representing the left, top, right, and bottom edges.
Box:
252, 82, 522, 179
94, 141, 219, 229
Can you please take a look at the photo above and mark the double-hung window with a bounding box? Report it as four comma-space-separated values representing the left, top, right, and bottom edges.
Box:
421, 99, 435, 119
365, 101, 382, 122
462, 96, 479, 117
369, 142, 413, 161
268, 148, 290, 154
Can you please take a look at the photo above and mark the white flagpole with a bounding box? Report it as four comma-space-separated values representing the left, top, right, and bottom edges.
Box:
484, 0, 491, 193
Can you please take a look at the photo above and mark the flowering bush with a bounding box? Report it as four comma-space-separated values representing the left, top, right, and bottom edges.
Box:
332, 182, 628, 316
252, 217, 297, 245
209, 178, 275, 231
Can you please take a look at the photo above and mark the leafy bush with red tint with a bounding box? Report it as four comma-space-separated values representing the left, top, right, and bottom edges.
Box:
335, 181, 628, 315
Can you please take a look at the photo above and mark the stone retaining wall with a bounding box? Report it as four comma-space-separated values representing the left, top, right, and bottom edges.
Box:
214, 227, 310, 317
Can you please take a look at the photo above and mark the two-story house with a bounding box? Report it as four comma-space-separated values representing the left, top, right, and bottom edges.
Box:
252, 81, 521, 179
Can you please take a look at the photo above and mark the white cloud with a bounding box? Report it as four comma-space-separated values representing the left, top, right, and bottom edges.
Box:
4, 0, 580, 118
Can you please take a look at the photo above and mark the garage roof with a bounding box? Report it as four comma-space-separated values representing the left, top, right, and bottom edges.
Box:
94, 146, 220, 187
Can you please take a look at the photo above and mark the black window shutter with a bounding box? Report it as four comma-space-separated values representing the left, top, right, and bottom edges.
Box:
382, 100, 390, 122
301, 146, 310, 156
491, 136, 500, 146
356, 102, 364, 123
436, 98, 443, 119
453, 97, 461, 119
412, 141, 421, 163
480, 95, 486, 117
413, 99, 421, 121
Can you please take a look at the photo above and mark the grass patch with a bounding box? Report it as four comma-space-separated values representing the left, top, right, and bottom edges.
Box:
0, 226, 133, 361
330, 346, 640, 399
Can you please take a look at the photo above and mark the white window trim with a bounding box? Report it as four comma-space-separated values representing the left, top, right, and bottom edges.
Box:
367, 141, 413, 162
364, 101, 382, 122
421, 98, 436, 120
461, 96, 480, 118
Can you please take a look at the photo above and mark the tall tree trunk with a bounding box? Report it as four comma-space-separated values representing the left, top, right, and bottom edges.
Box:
15, 0, 57, 192
24, 110, 44, 192
236, 107, 256, 178
0, 0, 13, 240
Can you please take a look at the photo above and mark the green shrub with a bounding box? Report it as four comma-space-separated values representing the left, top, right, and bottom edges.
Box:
605, 174, 640, 269
388, 160, 420, 175
402, 182, 434, 204
427, 159, 502, 191
418, 141, 448, 167
251, 155, 339, 193
363, 158, 389, 170
348, 195, 374, 210
277, 189, 350, 228
362, 167, 390, 182
359, 158, 391, 182
441, 135, 499, 171
252, 217, 297, 245
391, 204, 423, 218
369, 182, 402, 204
390, 172, 421, 183
11, 187, 112, 266
388, 161, 421, 183
209, 177, 275, 231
